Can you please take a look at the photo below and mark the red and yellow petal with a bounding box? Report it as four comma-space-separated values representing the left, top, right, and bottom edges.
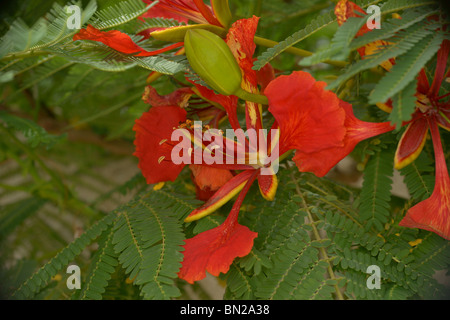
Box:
376, 100, 393, 114
226, 16, 259, 89
399, 118, 450, 240
257, 171, 278, 201
394, 116, 429, 170
184, 169, 255, 222
179, 170, 259, 283
226, 16, 263, 131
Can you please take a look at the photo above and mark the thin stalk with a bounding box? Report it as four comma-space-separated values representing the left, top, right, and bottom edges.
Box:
253, 36, 348, 68
287, 162, 344, 300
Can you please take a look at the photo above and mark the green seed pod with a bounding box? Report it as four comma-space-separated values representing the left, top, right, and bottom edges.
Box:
184, 29, 242, 97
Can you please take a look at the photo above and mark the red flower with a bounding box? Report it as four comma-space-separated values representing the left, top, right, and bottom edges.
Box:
135, 16, 397, 283
72, 24, 183, 56
265, 71, 395, 177
399, 117, 450, 240
178, 16, 398, 283
395, 40, 450, 239
178, 170, 258, 283
135, 83, 235, 199
334, 1, 450, 239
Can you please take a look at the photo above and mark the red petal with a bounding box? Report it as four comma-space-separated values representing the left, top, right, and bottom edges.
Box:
142, 0, 210, 25
133, 106, 187, 184
226, 17, 259, 88
193, 0, 221, 26
178, 222, 257, 283
141, 0, 190, 23
292, 100, 394, 177
257, 172, 278, 201
266, 71, 347, 156
437, 108, 450, 131
226, 17, 263, 131
179, 171, 258, 283
394, 116, 428, 169
428, 39, 450, 98
185, 169, 255, 222
189, 164, 234, 193
73, 24, 183, 56
417, 68, 430, 95
399, 118, 450, 240
190, 81, 241, 132
256, 61, 276, 93
142, 86, 193, 108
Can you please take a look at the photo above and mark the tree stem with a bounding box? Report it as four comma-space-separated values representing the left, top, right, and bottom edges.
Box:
253, 36, 348, 68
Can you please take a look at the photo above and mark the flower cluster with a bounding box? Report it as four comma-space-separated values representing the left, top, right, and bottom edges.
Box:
72, 0, 450, 283
336, 0, 450, 240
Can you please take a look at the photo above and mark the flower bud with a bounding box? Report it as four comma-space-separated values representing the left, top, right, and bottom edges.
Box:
151, 24, 227, 43
184, 29, 242, 96
211, 0, 233, 28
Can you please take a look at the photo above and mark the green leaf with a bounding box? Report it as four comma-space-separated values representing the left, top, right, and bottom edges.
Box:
349, 8, 437, 51
253, 9, 336, 70
78, 225, 119, 300
0, 197, 46, 238
89, 0, 154, 30
388, 77, 418, 127
400, 151, 435, 202
12, 213, 117, 299
300, 16, 368, 66
327, 19, 433, 90
368, 31, 444, 104
0, 0, 97, 56
112, 187, 200, 300
359, 148, 394, 231
0, 111, 67, 148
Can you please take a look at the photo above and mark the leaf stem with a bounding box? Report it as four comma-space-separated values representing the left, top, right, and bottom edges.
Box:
287, 162, 344, 300
253, 36, 348, 68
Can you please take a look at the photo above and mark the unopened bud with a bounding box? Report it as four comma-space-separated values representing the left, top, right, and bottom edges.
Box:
211, 0, 233, 28
184, 29, 242, 96
184, 29, 269, 105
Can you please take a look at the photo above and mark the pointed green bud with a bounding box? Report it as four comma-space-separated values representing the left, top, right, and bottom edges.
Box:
151, 24, 227, 43
211, 0, 233, 28
184, 29, 269, 105
184, 29, 242, 96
